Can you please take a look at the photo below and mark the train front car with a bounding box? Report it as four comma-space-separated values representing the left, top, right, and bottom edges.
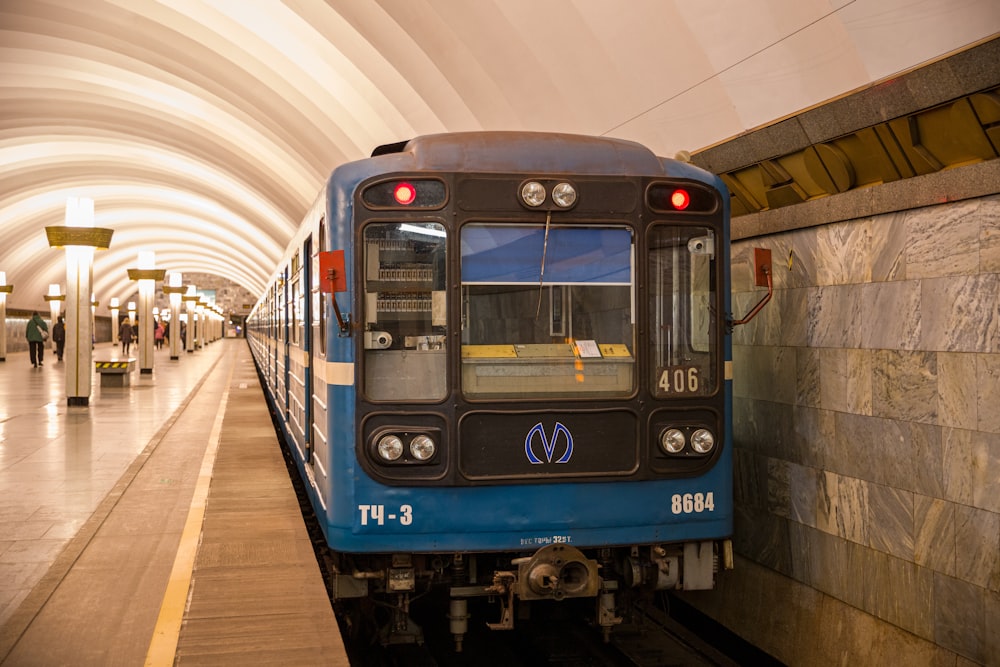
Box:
321, 132, 733, 647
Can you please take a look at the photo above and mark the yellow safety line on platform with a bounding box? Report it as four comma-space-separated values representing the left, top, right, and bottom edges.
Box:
144, 358, 235, 667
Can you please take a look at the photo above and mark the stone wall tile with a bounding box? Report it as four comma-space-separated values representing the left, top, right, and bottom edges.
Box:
861, 280, 921, 350
817, 221, 873, 286
938, 352, 979, 430
808, 284, 864, 348
915, 495, 957, 577
778, 287, 808, 347
866, 551, 934, 639
971, 430, 1000, 516
934, 573, 986, 664
833, 412, 882, 482
820, 348, 873, 415
796, 347, 821, 408
908, 422, 945, 499
788, 462, 819, 528
954, 505, 1000, 592
977, 355, 1000, 433
816, 471, 869, 545
873, 350, 938, 423
733, 448, 765, 510
920, 274, 999, 353
792, 405, 834, 469
767, 458, 791, 518
868, 483, 915, 560
870, 211, 908, 282
906, 201, 980, 279
943, 428, 977, 507
981, 196, 1000, 272
985, 589, 1000, 666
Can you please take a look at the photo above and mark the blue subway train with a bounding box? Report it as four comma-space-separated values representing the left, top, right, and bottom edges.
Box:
246, 131, 735, 648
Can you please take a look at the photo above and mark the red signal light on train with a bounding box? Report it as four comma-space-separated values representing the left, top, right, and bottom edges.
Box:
670, 189, 690, 210
394, 182, 417, 205
646, 182, 718, 213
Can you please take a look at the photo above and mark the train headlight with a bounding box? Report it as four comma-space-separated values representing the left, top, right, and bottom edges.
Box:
660, 428, 686, 454
691, 429, 715, 454
521, 181, 546, 207
552, 182, 577, 208
409, 435, 436, 461
377, 435, 404, 461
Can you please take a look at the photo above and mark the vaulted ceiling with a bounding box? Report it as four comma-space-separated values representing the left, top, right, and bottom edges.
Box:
2, 0, 998, 311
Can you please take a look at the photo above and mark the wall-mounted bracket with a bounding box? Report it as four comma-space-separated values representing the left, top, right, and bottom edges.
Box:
729, 248, 772, 328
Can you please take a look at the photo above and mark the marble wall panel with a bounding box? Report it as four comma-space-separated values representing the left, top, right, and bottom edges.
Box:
905, 201, 981, 279
870, 212, 908, 282
867, 483, 915, 561
914, 495, 956, 577
808, 284, 865, 348
873, 350, 938, 423
776, 230, 819, 290
920, 274, 1000, 353
977, 354, 1000, 434
865, 550, 934, 639
816, 221, 874, 286
933, 573, 987, 664
791, 405, 835, 469
819, 347, 873, 415
795, 347, 821, 408
815, 471, 868, 544
861, 280, 922, 350
732, 447, 765, 509
767, 458, 791, 518
982, 197, 1000, 272
777, 287, 808, 347
937, 352, 979, 430
788, 462, 819, 529
943, 428, 977, 507
971, 430, 1000, 516
953, 505, 1000, 592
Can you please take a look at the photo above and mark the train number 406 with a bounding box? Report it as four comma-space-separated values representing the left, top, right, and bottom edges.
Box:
658, 366, 700, 393
671, 492, 715, 514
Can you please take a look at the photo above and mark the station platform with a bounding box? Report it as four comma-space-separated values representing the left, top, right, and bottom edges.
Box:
0, 340, 348, 666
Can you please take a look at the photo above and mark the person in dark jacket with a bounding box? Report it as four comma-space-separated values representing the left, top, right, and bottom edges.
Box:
26, 312, 49, 367
120, 319, 134, 356
53, 315, 66, 361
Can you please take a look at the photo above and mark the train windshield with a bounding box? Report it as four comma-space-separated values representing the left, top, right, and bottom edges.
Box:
460, 223, 635, 399
362, 222, 447, 401
648, 225, 718, 398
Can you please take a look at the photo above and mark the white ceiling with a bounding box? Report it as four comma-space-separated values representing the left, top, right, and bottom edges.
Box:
2, 0, 998, 311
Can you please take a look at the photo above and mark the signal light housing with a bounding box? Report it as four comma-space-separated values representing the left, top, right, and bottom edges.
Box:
647, 182, 719, 213
362, 178, 447, 209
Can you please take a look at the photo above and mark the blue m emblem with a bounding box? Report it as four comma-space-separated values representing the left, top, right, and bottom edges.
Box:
525, 422, 574, 464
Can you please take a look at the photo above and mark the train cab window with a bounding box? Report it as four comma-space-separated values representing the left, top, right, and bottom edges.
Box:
460, 223, 635, 399
362, 222, 447, 401
648, 225, 718, 398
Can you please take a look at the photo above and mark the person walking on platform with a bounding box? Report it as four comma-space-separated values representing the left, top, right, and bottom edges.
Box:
53, 315, 66, 361
120, 319, 134, 356
26, 311, 49, 367
154, 320, 165, 349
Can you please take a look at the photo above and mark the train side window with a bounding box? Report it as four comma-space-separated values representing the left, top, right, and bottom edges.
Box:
648, 225, 718, 398
361, 222, 447, 401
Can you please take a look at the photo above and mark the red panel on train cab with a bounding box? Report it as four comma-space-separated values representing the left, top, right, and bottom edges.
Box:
319, 250, 347, 293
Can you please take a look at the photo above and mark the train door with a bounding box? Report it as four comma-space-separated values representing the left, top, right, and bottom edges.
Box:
281, 263, 291, 422
302, 234, 313, 461
308, 220, 330, 509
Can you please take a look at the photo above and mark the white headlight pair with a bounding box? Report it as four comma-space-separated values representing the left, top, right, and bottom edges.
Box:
659, 428, 715, 455
377, 434, 436, 462
520, 181, 577, 208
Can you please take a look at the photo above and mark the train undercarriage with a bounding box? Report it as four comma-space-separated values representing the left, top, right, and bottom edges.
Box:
330, 540, 733, 650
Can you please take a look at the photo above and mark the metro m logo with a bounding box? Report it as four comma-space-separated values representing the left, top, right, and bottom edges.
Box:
524, 422, 574, 464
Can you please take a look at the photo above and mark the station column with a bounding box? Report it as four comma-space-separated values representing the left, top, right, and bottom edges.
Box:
45, 197, 114, 407
0, 273, 11, 362
127, 251, 165, 375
